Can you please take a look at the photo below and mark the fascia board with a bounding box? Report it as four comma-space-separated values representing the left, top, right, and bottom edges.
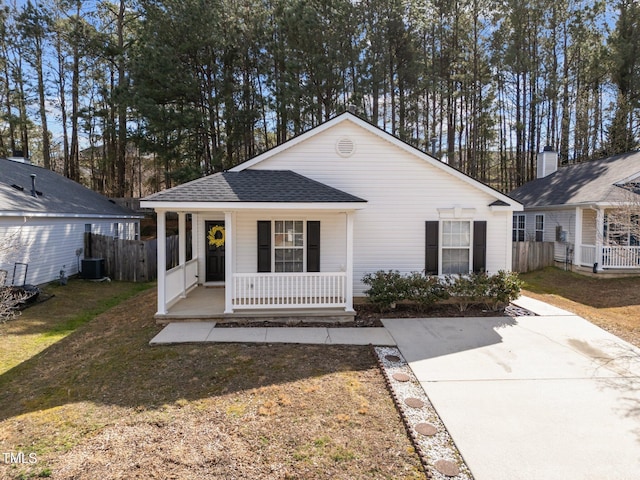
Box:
140, 201, 367, 212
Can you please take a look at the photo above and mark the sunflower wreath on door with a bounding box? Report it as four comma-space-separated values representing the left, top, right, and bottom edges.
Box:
207, 225, 225, 247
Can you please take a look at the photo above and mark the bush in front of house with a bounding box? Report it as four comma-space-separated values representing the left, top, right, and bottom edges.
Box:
486, 270, 524, 310
404, 272, 449, 311
361, 270, 408, 311
442, 273, 487, 312
362, 270, 522, 313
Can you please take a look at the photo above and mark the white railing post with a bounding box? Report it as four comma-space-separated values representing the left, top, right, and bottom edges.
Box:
345, 211, 355, 312
157, 211, 167, 315
595, 209, 605, 272
224, 212, 234, 314
178, 212, 187, 298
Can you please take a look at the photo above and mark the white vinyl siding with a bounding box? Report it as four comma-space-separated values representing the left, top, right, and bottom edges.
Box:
0, 217, 139, 286
197, 211, 347, 279
582, 209, 597, 244
247, 120, 512, 295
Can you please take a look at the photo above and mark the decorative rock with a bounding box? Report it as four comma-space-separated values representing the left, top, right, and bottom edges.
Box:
385, 355, 401, 363
404, 397, 425, 409
415, 422, 437, 436
433, 460, 460, 477
392, 372, 411, 382
434, 459, 460, 477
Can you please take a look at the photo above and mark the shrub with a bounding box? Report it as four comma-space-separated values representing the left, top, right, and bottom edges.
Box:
361, 270, 407, 311
442, 274, 480, 312
486, 270, 523, 310
404, 272, 448, 311
362, 270, 523, 313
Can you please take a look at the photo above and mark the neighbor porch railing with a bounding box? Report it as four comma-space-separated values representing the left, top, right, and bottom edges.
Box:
232, 272, 347, 309
580, 244, 640, 268
602, 245, 640, 268
579, 244, 597, 267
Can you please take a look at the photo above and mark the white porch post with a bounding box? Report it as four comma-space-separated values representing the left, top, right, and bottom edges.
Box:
178, 212, 187, 298
345, 211, 355, 313
157, 210, 167, 315
224, 211, 234, 314
595, 208, 605, 271
574, 207, 583, 266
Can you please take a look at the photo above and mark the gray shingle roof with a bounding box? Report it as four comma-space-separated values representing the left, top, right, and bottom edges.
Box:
509, 151, 640, 207
142, 170, 367, 203
0, 158, 139, 217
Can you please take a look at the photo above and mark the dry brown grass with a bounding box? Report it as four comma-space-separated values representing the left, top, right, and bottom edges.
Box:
0, 286, 424, 480
520, 267, 640, 347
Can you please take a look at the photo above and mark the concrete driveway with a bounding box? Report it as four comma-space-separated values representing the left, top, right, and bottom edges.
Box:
383, 297, 640, 480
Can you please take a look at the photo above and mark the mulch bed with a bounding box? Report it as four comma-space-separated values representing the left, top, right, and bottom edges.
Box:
215, 303, 508, 328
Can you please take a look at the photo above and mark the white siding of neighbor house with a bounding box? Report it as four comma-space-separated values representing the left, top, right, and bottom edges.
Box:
0, 217, 139, 286
581, 209, 597, 245
517, 209, 576, 261
245, 121, 513, 295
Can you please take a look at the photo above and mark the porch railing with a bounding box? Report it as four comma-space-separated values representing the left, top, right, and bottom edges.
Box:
232, 272, 347, 309
602, 246, 640, 268
579, 244, 597, 267
580, 244, 640, 268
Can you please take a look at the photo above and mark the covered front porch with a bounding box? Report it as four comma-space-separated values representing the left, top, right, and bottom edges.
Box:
151, 211, 355, 321
141, 169, 367, 320
156, 285, 356, 323
575, 206, 640, 271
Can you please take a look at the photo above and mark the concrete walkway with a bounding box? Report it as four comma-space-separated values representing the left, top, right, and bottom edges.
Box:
150, 322, 396, 346
383, 296, 640, 480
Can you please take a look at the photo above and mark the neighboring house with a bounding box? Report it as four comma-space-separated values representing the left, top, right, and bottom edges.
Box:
510, 149, 640, 273
141, 112, 522, 319
0, 157, 141, 286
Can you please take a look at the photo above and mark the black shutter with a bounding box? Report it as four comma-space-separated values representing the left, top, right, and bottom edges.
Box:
473, 221, 487, 273
425, 221, 439, 275
257, 221, 271, 272
307, 221, 321, 272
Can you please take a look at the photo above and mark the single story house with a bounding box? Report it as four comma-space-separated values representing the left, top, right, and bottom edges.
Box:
509, 149, 640, 273
0, 157, 141, 286
141, 112, 523, 319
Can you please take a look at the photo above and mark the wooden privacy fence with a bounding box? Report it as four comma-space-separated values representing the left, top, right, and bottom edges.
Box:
512, 241, 555, 273
84, 233, 181, 282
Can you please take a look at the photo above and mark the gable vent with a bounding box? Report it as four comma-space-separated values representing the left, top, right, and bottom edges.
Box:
336, 137, 356, 157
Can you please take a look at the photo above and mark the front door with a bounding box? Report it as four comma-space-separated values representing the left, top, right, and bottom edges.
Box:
205, 221, 225, 282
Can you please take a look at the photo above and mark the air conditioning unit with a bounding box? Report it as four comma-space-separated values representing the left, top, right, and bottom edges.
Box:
82, 258, 105, 279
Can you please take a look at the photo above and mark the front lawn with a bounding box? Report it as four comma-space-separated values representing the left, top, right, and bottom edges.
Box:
0, 284, 424, 479
520, 267, 640, 347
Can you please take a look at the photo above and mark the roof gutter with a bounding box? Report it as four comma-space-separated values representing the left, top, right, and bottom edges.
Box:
0, 212, 143, 219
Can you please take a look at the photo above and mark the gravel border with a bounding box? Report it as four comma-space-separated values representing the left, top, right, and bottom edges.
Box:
372, 345, 474, 480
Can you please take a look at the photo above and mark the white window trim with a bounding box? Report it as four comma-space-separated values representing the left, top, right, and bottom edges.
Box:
439, 220, 473, 275
272, 219, 307, 273
535, 214, 544, 242
513, 214, 525, 242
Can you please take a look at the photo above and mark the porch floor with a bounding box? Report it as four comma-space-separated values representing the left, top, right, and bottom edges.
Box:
157, 285, 356, 324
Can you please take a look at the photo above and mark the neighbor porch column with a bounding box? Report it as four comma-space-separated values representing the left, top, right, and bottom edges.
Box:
157, 210, 167, 315
224, 211, 234, 314
574, 207, 583, 267
178, 212, 187, 298
345, 211, 355, 313
595, 208, 605, 271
